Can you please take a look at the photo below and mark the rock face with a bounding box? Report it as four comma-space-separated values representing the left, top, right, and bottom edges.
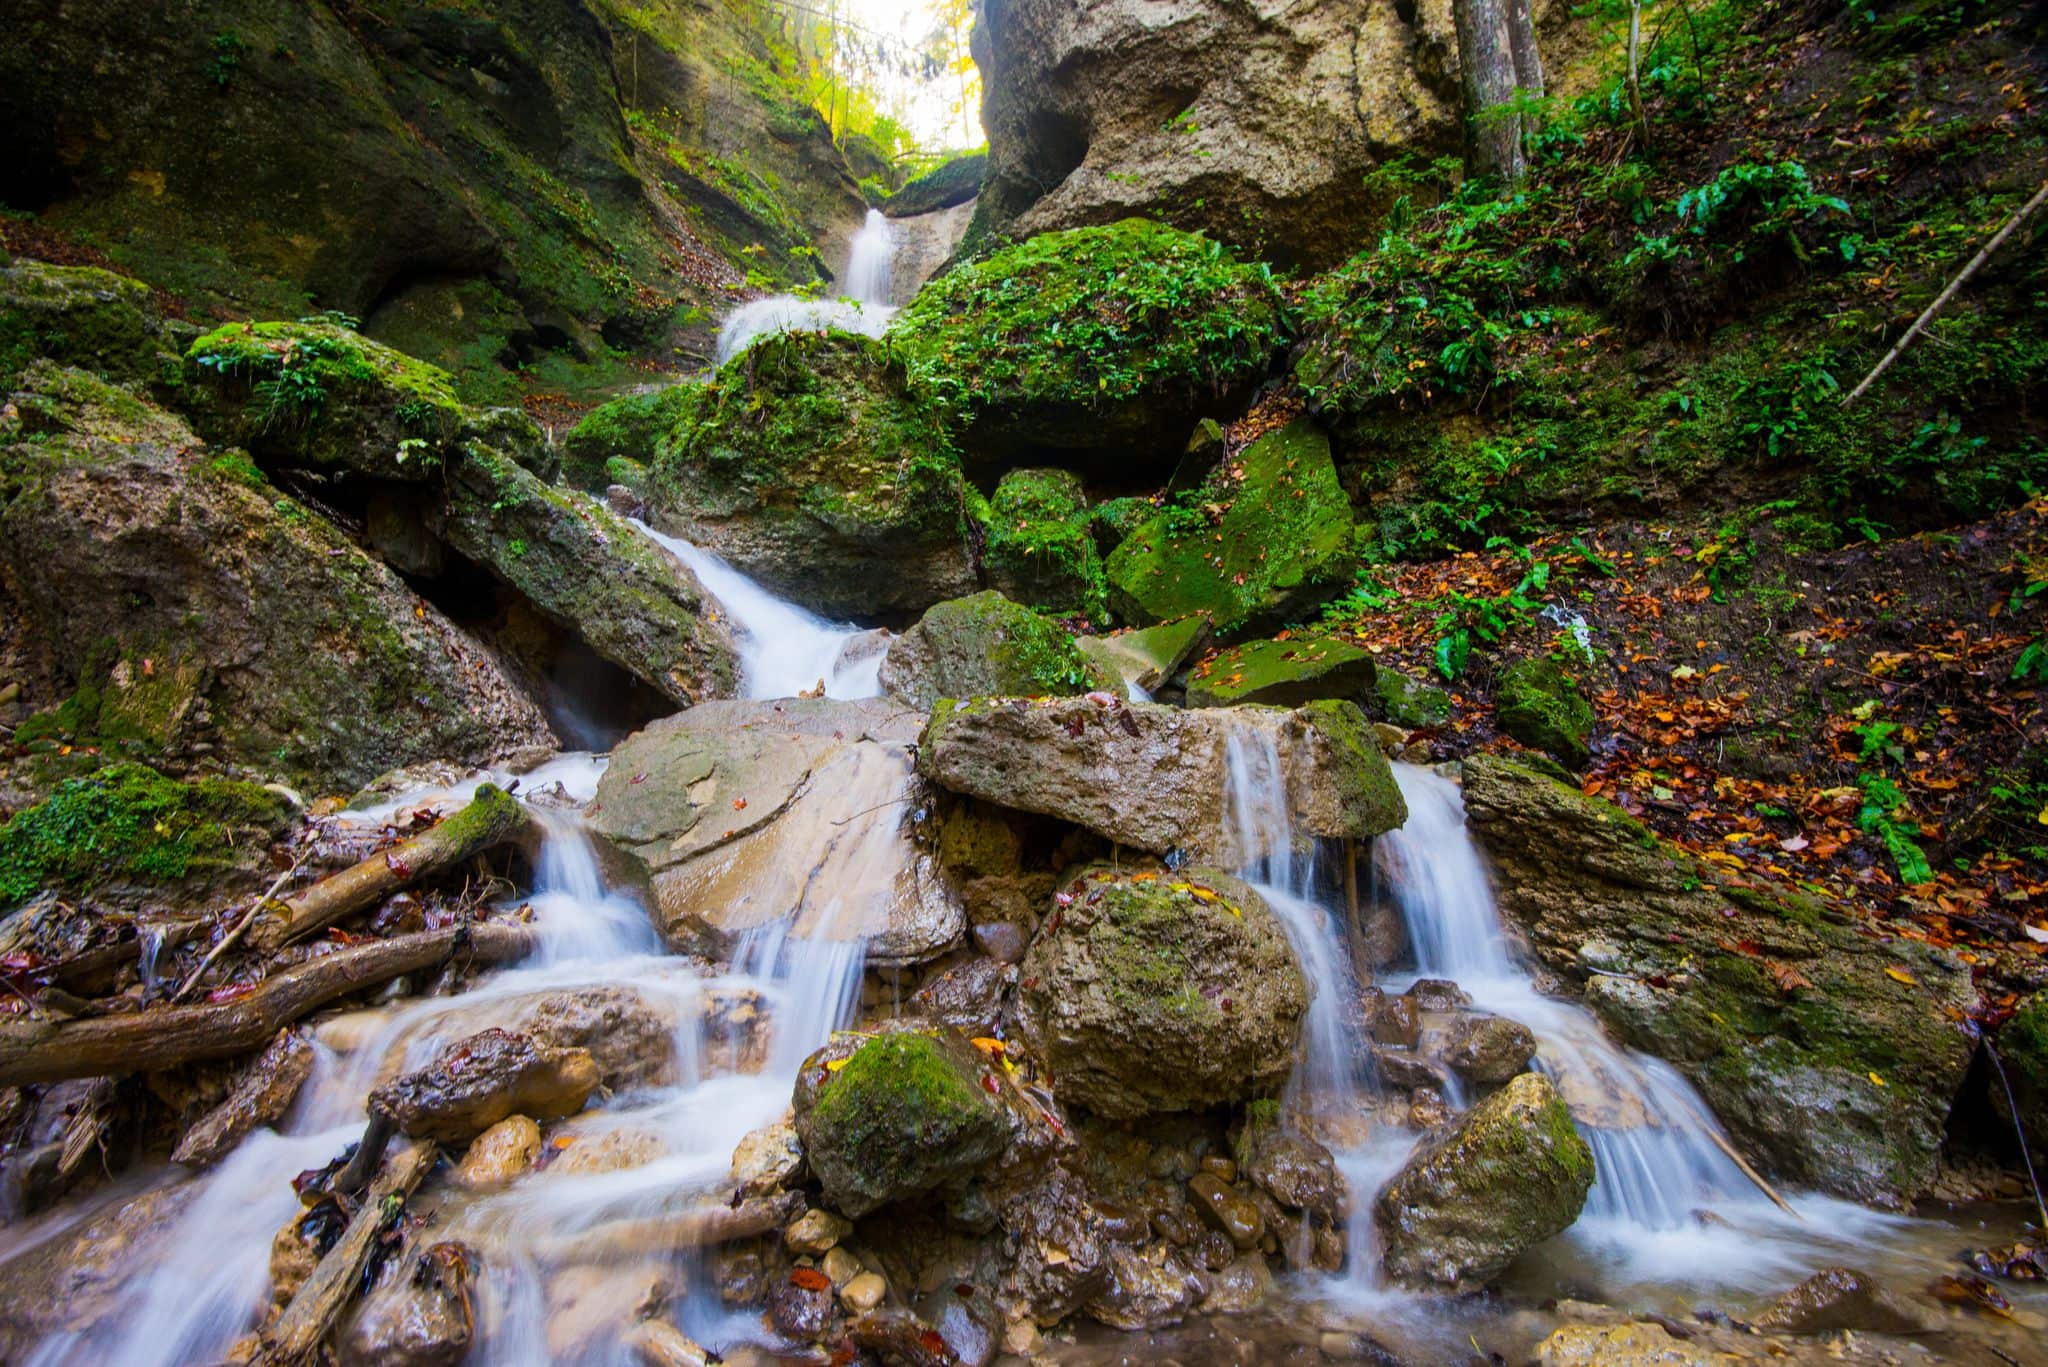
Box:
1461, 754, 1977, 1205
880, 591, 1105, 709
0, 261, 180, 390
970, 0, 1461, 269
1105, 421, 1354, 633
921, 695, 1405, 864
1374, 1073, 1595, 1290
646, 331, 977, 617
793, 1029, 1010, 1217
1185, 636, 1376, 709
1017, 865, 1308, 1117
0, 370, 554, 790
891, 221, 1286, 467
590, 698, 964, 966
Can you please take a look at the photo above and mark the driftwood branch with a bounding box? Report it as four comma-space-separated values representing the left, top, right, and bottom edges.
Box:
0, 922, 534, 1086
171, 849, 314, 1003
1843, 178, 2048, 406
256, 1140, 439, 1365
249, 785, 531, 952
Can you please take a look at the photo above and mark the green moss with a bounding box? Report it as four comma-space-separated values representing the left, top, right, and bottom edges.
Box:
891, 219, 1286, 456
1370, 666, 1453, 728
899, 591, 1105, 702
1298, 699, 1409, 837
978, 467, 1105, 619
0, 261, 171, 391
1105, 419, 1354, 632
801, 1031, 1008, 1216
1496, 656, 1595, 769
562, 384, 695, 491
1184, 635, 1374, 708
884, 150, 986, 217
0, 762, 289, 910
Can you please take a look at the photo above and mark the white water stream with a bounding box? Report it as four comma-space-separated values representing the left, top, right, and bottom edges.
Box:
715, 209, 897, 363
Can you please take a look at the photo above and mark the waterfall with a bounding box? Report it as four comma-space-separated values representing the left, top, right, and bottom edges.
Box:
714, 209, 898, 363
632, 519, 885, 701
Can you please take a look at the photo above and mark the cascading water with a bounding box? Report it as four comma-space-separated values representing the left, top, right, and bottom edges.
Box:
715, 208, 898, 363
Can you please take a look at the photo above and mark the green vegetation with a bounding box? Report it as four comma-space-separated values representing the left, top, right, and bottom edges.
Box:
977, 467, 1106, 619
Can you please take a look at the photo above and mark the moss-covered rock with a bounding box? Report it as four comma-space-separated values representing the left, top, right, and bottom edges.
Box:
439, 446, 736, 707
1072, 614, 1213, 697
1184, 635, 1375, 709
978, 467, 1104, 617
1374, 1073, 1595, 1291
1017, 864, 1307, 1117
184, 321, 549, 482
890, 220, 1285, 466
1461, 754, 1977, 1206
792, 1029, 1009, 1217
1497, 656, 1595, 770
648, 330, 976, 616
560, 384, 696, 492
0, 261, 178, 392
1104, 420, 1353, 633
1369, 665, 1453, 729
0, 762, 291, 912
879, 591, 1107, 709
883, 151, 987, 218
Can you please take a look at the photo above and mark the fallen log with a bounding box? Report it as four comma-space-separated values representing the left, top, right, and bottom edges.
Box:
256, 1140, 439, 1366
249, 784, 530, 953
0, 922, 534, 1086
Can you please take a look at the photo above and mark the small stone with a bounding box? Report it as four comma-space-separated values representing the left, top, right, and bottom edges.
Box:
1200, 1253, 1271, 1315
971, 921, 1028, 963
767, 1275, 834, 1340
1753, 1265, 1936, 1336
1187, 1172, 1264, 1250
1199, 1154, 1238, 1182
1002, 1315, 1042, 1355
1536, 1322, 1725, 1366
821, 1246, 862, 1287
1372, 1048, 1451, 1093
369, 1028, 598, 1146
1442, 1013, 1538, 1084
1321, 1331, 1366, 1360
839, 1271, 887, 1312
1368, 994, 1420, 1048
1404, 978, 1470, 1011
1408, 1087, 1452, 1129
729, 1118, 803, 1197
625, 1318, 711, 1367
456, 1115, 540, 1186
785, 1208, 853, 1256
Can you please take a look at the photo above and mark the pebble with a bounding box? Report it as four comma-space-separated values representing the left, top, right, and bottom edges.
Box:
455, 1114, 540, 1186
1199, 1154, 1238, 1182
821, 1245, 863, 1287
839, 1270, 887, 1312
785, 1207, 853, 1256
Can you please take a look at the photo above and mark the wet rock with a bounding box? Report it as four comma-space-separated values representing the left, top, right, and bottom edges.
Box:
1536, 1321, 1733, 1366
625, 1318, 714, 1367
785, 1208, 853, 1256
730, 1118, 803, 1197
1408, 1087, 1452, 1129
370, 1028, 599, 1145
910, 956, 1018, 1037
549, 1125, 665, 1176
971, 921, 1028, 964
1375, 1073, 1596, 1291
1185, 636, 1376, 710
1753, 1266, 1937, 1335
544, 1262, 670, 1357
1404, 978, 1471, 1011
173, 1027, 315, 1168
455, 1115, 541, 1187
593, 698, 964, 967
840, 1270, 888, 1312
1074, 615, 1214, 697
1368, 992, 1421, 1048
881, 590, 1109, 708
792, 1029, 1008, 1217
1994, 990, 2048, 1170
922, 696, 1404, 865
1105, 422, 1354, 633
1187, 1173, 1265, 1250
1084, 1242, 1208, 1331
0, 1183, 184, 1356
767, 1271, 835, 1340
503, 985, 682, 1092
340, 1241, 476, 1367
1018, 865, 1307, 1117
1372, 1049, 1452, 1094
1442, 1014, 1538, 1084
1463, 754, 1978, 1206
1200, 1253, 1272, 1316
821, 1246, 863, 1287
850, 1310, 962, 1367
1239, 1116, 1342, 1219
996, 1163, 1113, 1319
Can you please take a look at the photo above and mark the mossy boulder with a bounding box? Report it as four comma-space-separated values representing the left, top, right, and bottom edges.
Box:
890, 220, 1286, 467
560, 384, 695, 492
1497, 656, 1595, 770
793, 1029, 1009, 1217
883, 151, 987, 218
1374, 1073, 1595, 1291
1104, 420, 1353, 634
647, 330, 977, 616
0, 377, 554, 791
1072, 614, 1213, 698
184, 321, 550, 482
880, 591, 1108, 710
438, 446, 737, 707
1017, 864, 1308, 1118
0, 763, 291, 912
977, 467, 1104, 617
1369, 666, 1453, 729
0, 261, 178, 391
1185, 635, 1375, 709
1461, 754, 1977, 1206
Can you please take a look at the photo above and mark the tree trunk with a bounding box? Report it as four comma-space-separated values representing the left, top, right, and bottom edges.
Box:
1454, 0, 1527, 181
1506, 0, 1545, 127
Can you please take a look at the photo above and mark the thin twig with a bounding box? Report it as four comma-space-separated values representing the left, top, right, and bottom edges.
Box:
1984, 1039, 2048, 1233
171, 850, 313, 1004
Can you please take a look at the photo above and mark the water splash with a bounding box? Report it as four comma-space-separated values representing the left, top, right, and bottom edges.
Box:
714, 210, 898, 363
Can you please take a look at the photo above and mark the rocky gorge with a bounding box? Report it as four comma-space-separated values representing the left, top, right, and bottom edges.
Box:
1, 0, 2047, 1365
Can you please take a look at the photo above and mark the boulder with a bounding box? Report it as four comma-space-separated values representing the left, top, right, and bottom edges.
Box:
1084, 1243, 1208, 1331
920, 695, 1405, 864
792, 1029, 1010, 1217
1753, 1266, 1936, 1336
1368, 665, 1453, 729
1236, 1109, 1342, 1220
890, 221, 1285, 467
976, 468, 1103, 616
645, 330, 976, 616
730, 1118, 804, 1198
1185, 636, 1376, 709
0, 370, 555, 790
1016, 865, 1307, 1117
880, 591, 1106, 708
970, 0, 1460, 269
0, 261, 179, 390
1496, 656, 1595, 770
1461, 754, 1978, 1206
1441, 1013, 1538, 1085
1073, 615, 1213, 698
369, 1028, 599, 1145
590, 697, 964, 967
909, 957, 1018, 1037
1105, 421, 1354, 633
1374, 1073, 1595, 1291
